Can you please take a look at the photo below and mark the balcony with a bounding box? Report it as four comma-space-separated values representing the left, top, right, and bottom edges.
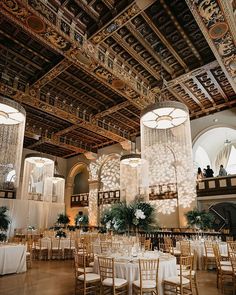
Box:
196, 175, 236, 197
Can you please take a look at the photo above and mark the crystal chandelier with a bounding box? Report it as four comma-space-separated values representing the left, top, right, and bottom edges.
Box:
0, 96, 26, 189
50, 158, 65, 202
140, 100, 196, 216
120, 140, 147, 203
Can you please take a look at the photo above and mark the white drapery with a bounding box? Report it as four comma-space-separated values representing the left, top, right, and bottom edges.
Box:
0, 199, 65, 236
215, 143, 236, 172
21, 156, 54, 201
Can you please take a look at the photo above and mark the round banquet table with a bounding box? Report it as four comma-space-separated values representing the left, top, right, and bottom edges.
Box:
93, 251, 177, 295
176, 240, 228, 270
0, 244, 26, 275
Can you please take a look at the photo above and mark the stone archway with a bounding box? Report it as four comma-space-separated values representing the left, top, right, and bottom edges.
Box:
65, 162, 89, 224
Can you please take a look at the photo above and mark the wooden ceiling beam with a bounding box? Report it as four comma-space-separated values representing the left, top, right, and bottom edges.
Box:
179, 82, 205, 110
0, 81, 130, 142
206, 70, 229, 103
101, 42, 150, 85
93, 100, 131, 119
49, 78, 106, 110
140, 11, 188, 72
0, 30, 50, 63
89, 1, 156, 43
74, 0, 99, 22
31, 58, 73, 89
0, 44, 42, 71
0, 1, 151, 107
63, 71, 116, 104
160, 0, 203, 64
112, 33, 161, 81
166, 87, 193, 110
24, 128, 88, 153
191, 77, 216, 106
126, 22, 174, 76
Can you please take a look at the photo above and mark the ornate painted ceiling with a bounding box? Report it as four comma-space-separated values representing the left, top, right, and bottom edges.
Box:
0, 0, 236, 158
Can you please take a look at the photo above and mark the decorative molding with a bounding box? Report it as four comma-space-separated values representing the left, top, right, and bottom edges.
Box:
0, 0, 150, 107
186, 0, 236, 92
0, 82, 129, 143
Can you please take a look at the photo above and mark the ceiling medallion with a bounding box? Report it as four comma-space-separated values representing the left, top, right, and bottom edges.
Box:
141, 101, 188, 129
26, 15, 46, 33
209, 22, 228, 39
112, 79, 126, 90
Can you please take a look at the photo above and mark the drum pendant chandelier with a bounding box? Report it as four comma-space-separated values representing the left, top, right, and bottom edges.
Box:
0, 96, 26, 189
140, 101, 196, 214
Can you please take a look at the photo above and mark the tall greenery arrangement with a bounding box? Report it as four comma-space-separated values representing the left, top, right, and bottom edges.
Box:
75, 213, 89, 227
100, 201, 157, 233
57, 213, 70, 227
185, 208, 214, 230
0, 206, 10, 241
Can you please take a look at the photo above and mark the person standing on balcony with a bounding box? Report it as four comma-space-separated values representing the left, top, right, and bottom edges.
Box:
197, 167, 204, 181
205, 165, 214, 178
218, 164, 227, 177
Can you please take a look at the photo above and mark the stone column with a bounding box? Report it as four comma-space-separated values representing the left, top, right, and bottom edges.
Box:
88, 180, 99, 227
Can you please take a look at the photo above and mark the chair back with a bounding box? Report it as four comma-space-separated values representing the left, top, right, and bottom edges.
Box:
100, 242, 112, 254
180, 241, 191, 256
179, 256, 193, 284
204, 241, 214, 257
98, 256, 115, 284
227, 241, 236, 254
144, 239, 152, 251
229, 251, 236, 274
138, 259, 159, 289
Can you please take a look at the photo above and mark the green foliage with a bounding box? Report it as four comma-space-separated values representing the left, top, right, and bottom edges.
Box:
75, 213, 89, 226
0, 206, 10, 232
57, 213, 70, 226
100, 201, 157, 233
185, 208, 214, 230
55, 230, 67, 238
0, 232, 7, 242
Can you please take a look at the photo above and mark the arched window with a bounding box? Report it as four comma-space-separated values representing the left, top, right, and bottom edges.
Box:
194, 146, 211, 171
226, 145, 236, 174
6, 170, 16, 182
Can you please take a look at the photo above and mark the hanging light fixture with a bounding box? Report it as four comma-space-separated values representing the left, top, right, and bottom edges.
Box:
140, 53, 196, 218
0, 96, 26, 190
141, 101, 188, 129
120, 139, 148, 203
49, 158, 65, 203
120, 139, 142, 168
21, 154, 54, 201
51, 158, 65, 183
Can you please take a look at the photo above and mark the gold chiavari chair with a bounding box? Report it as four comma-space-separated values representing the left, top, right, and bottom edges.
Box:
213, 244, 233, 293
229, 251, 236, 295
33, 239, 48, 260
64, 237, 76, 259
100, 241, 112, 254
163, 256, 194, 295
132, 259, 159, 295
203, 241, 215, 270
98, 256, 128, 295
144, 239, 152, 251
74, 251, 100, 295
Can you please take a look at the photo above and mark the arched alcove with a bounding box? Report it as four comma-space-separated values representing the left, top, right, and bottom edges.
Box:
65, 162, 89, 224
193, 127, 236, 174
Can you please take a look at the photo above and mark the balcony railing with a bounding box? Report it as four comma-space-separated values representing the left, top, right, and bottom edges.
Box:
197, 175, 236, 197
0, 189, 16, 199
71, 193, 89, 207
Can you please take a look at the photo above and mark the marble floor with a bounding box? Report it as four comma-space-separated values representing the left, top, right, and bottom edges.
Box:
0, 260, 233, 295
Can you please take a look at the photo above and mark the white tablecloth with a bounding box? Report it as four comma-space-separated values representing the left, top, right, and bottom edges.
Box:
176, 240, 228, 270
0, 244, 26, 275
94, 251, 177, 295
